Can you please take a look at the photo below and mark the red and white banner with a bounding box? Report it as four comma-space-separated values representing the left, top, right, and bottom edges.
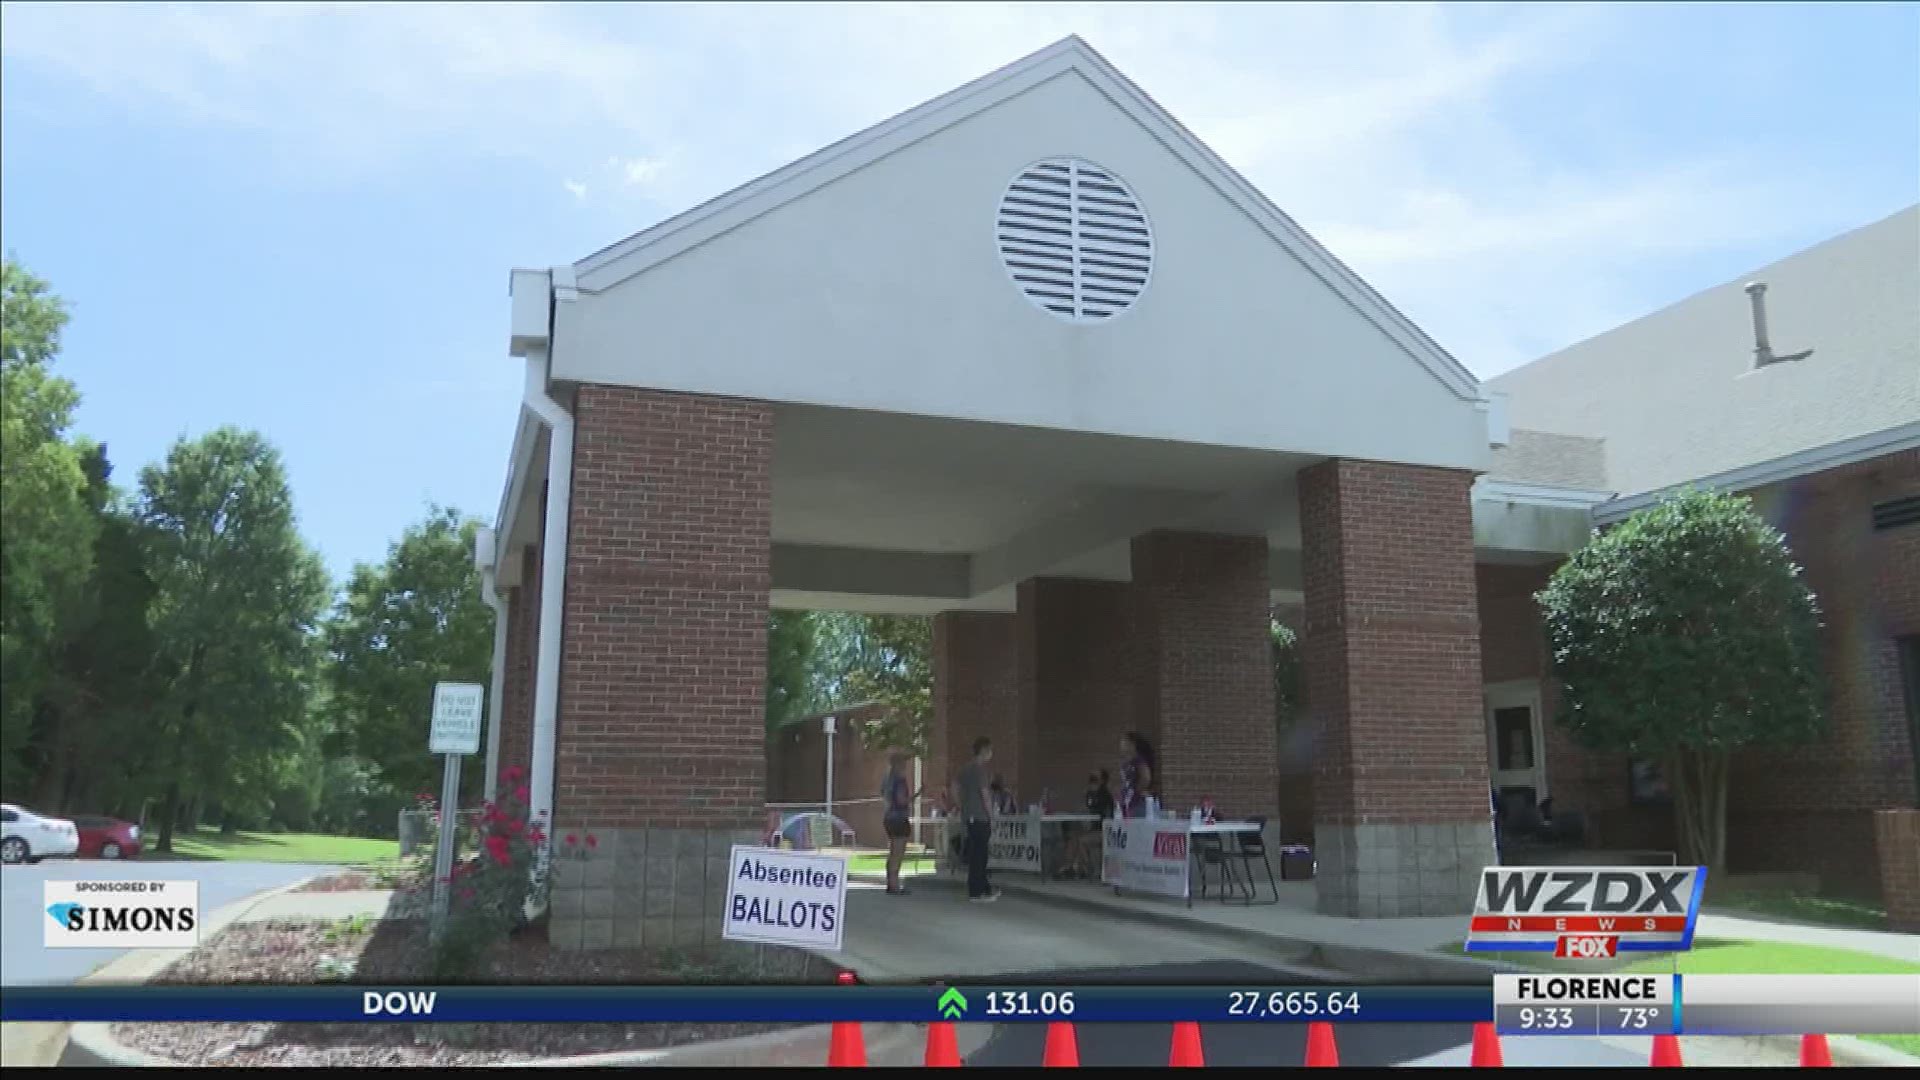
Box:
1102, 817, 1190, 899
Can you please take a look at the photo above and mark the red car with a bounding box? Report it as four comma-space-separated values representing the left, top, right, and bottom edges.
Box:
73, 815, 142, 860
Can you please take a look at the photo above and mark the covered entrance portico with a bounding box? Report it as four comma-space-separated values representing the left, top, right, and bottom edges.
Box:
484, 37, 1538, 948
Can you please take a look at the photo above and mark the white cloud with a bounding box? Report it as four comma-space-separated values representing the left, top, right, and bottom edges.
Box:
0, 2, 1881, 374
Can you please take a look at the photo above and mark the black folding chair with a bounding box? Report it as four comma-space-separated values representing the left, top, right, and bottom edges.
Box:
1226, 816, 1279, 904
1191, 832, 1242, 903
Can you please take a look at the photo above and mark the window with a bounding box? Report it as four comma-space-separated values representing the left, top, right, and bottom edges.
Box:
1494, 706, 1535, 770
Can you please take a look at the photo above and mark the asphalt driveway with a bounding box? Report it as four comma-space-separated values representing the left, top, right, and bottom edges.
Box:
1, 859, 326, 986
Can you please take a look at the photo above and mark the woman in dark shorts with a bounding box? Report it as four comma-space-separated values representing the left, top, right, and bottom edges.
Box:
881, 751, 914, 895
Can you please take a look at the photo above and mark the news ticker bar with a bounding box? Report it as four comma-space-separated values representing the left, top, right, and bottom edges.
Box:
2, 977, 1915, 1034
1, 985, 1469, 1024
1494, 974, 1920, 1037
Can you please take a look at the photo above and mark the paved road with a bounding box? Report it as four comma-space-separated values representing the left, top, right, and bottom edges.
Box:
962, 962, 1647, 1068
839, 884, 1648, 1068
0, 859, 326, 986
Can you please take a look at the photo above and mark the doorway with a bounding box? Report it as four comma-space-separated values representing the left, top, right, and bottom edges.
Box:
1485, 680, 1547, 818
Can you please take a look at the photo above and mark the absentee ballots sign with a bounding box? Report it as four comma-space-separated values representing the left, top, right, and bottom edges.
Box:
722, 845, 847, 951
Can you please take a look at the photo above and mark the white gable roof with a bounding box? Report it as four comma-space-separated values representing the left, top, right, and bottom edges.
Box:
567, 35, 1482, 404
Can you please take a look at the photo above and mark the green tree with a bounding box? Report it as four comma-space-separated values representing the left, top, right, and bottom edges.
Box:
0, 258, 96, 793
1537, 488, 1824, 876
137, 428, 331, 851
767, 609, 824, 731
324, 506, 494, 801
828, 614, 932, 753
22, 445, 160, 812
1271, 617, 1301, 734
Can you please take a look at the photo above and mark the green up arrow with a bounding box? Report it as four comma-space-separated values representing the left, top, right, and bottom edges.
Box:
937, 987, 969, 1020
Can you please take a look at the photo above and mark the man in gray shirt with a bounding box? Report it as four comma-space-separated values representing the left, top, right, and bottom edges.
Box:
950, 736, 1000, 902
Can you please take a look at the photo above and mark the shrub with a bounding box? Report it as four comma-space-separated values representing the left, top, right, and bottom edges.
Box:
429, 764, 548, 978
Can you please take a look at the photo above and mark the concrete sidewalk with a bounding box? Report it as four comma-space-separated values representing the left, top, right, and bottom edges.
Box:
231, 888, 405, 924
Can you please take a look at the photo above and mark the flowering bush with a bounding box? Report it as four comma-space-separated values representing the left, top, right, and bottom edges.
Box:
430, 764, 548, 978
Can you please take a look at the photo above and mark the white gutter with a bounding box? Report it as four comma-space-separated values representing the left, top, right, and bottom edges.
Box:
474, 525, 509, 803
521, 350, 573, 845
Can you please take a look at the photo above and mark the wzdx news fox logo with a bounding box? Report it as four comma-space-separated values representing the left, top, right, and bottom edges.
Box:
44, 880, 201, 948
1467, 866, 1705, 958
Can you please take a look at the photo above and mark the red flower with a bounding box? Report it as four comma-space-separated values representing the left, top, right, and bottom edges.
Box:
585, 834, 598, 849
485, 834, 511, 866
515, 786, 529, 802
502, 765, 523, 783
564, 833, 578, 846
527, 828, 546, 845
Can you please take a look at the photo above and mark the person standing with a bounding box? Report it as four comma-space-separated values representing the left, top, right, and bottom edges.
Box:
1118, 732, 1156, 819
880, 751, 915, 896
950, 736, 1000, 902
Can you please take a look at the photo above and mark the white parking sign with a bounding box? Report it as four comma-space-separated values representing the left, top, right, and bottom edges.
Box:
722, 845, 847, 951
429, 682, 484, 755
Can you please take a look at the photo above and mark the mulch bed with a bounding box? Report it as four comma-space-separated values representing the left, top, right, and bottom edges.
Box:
112, 919, 832, 1066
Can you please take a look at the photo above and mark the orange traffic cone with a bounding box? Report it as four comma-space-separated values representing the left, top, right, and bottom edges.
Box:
1169, 1021, 1205, 1066
828, 1020, 867, 1067
827, 970, 865, 1067
1800, 1034, 1832, 1067
1305, 1021, 1340, 1067
924, 1022, 962, 1067
1470, 1022, 1504, 1067
1649, 1034, 1684, 1067
1043, 1022, 1080, 1067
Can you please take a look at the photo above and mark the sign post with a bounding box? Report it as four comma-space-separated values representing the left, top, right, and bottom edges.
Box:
428, 681, 485, 940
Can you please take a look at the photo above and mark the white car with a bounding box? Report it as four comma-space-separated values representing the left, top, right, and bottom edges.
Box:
0, 803, 79, 864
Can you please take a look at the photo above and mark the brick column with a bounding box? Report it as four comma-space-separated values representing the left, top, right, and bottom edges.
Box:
1299, 459, 1491, 918
1015, 578, 1142, 805
1131, 531, 1278, 820
932, 612, 1020, 800
547, 386, 773, 952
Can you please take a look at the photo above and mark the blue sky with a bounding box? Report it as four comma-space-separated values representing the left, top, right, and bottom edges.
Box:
3, 2, 1916, 585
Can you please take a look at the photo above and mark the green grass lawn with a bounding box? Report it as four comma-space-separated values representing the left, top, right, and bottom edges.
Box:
1708, 890, 1887, 931
846, 849, 938, 875
1447, 938, 1920, 1057
157, 828, 400, 865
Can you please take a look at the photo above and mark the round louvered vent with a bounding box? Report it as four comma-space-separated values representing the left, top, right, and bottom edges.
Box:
996, 158, 1153, 322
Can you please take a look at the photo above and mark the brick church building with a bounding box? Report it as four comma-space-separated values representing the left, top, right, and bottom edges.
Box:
474, 37, 1919, 948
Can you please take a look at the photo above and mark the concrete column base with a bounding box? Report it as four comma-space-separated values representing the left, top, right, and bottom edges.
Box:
1313, 821, 1494, 918
547, 826, 764, 952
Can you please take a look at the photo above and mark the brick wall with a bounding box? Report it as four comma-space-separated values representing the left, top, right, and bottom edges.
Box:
553, 386, 773, 831
1475, 451, 1919, 889
766, 704, 906, 847
498, 543, 540, 783
932, 612, 1020, 802
1132, 531, 1278, 819
1727, 451, 1920, 892
1015, 578, 1144, 807
1875, 809, 1920, 931
1300, 460, 1488, 824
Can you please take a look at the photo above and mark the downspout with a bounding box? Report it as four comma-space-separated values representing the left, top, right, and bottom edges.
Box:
521, 350, 573, 858
474, 526, 508, 803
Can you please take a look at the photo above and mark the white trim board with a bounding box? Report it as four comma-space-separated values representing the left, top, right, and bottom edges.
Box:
1593, 422, 1920, 525
567, 35, 1483, 404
